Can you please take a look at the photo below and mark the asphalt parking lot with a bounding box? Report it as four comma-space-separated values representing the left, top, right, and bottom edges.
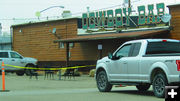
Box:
0, 73, 164, 101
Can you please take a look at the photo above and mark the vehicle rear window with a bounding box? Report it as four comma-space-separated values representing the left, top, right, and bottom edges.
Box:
146, 42, 180, 54
0, 52, 9, 58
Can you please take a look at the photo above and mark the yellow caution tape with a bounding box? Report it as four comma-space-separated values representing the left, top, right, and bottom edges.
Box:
4, 64, 96, 70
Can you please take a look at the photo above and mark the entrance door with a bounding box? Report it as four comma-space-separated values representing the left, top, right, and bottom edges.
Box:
9, 52, 26, 68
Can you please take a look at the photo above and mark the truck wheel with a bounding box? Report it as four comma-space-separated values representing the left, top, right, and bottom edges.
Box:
136, 84, 150, 92
152, 73, 168, 98
16, 70, 25, 76
96, 70, 112, 92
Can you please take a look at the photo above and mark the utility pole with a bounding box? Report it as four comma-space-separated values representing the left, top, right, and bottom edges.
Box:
128, 0, 131, 8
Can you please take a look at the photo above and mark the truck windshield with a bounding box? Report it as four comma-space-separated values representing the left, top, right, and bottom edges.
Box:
146, 42, 180, 54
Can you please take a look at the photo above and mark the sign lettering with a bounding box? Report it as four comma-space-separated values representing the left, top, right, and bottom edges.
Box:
82, 3, 165, 29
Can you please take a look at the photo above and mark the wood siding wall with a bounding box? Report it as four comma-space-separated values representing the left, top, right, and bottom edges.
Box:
13, 19, 118, 65
169, 5, 180, 39
69, 39, 123, 61
13, 19, 77, 62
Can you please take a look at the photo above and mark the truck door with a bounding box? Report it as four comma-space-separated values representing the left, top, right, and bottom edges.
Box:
126, 43, 141, 82
10, 52, 26, 68
108, 44, 132, 81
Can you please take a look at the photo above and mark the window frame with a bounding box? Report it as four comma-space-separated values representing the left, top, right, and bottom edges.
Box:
10, 52, 23, 59
59, 42, 65, 49
146, 42, 180, 54
129, 43, 141, 57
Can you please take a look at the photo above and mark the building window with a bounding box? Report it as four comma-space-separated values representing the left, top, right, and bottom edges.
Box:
69, 43, 74, 48
19, 29, 22, 33
52, 28, 56, 34
59, 42, 64, 48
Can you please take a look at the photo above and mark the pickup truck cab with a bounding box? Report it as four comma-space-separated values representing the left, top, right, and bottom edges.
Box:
96, 39, 180, 98
0, 50, 38, 76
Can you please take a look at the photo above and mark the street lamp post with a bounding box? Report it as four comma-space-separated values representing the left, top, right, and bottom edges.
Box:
35, 6, 65, 20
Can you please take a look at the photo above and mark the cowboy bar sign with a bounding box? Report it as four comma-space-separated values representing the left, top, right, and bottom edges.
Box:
82, 3, 165, 29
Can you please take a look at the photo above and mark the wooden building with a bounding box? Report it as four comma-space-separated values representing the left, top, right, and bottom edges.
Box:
12, 18, 81, 67
168, 4, 180, 39
12, 3, 180, 69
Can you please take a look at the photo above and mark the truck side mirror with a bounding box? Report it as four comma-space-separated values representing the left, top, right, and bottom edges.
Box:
20, 56, 23, 59
108, 53, 123, 60
108, 53, 119, 60
108, 53, 113, 59
117, 55, 123, 59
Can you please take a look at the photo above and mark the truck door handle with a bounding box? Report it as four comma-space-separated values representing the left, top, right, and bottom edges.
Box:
123, 62, 127, 64
106, 61, 110, 63
11, 59, 15, 61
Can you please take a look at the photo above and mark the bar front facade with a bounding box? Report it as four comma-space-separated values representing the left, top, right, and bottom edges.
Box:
11, 4, 180, 69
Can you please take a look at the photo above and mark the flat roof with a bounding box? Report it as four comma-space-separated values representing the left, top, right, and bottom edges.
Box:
54, 29, 170, 43
11, 16, 80, 27
167, 3, 180, 7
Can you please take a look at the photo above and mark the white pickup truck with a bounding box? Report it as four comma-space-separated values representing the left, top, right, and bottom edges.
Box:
0, 50, 38, 76
96, 39, 180, 98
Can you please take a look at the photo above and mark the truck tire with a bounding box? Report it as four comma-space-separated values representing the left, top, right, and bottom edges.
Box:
136, 84, 150, 92
25, 64, 35, 76
16, 70, 25, 76
96, 70, 112, 92
152, 73, 168, 98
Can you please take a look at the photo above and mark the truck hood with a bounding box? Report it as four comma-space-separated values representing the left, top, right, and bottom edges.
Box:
97, 56, 109, 64
23, 57, 38, 62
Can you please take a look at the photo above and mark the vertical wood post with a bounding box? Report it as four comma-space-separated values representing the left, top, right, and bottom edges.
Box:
66, 42, 69, 67
99, 50, 102, 59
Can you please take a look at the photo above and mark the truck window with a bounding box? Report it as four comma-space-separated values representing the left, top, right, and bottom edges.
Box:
115, 44, 132, 57
146, 42, 180, 54
10, 52, 22, 59
0, 52, 9, 58
130, 43, 141, 56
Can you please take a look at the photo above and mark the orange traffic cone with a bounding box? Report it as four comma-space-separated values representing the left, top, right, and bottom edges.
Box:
0, 61, 10, 92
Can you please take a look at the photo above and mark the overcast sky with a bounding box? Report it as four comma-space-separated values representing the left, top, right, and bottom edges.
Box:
0, 0, 178, 32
